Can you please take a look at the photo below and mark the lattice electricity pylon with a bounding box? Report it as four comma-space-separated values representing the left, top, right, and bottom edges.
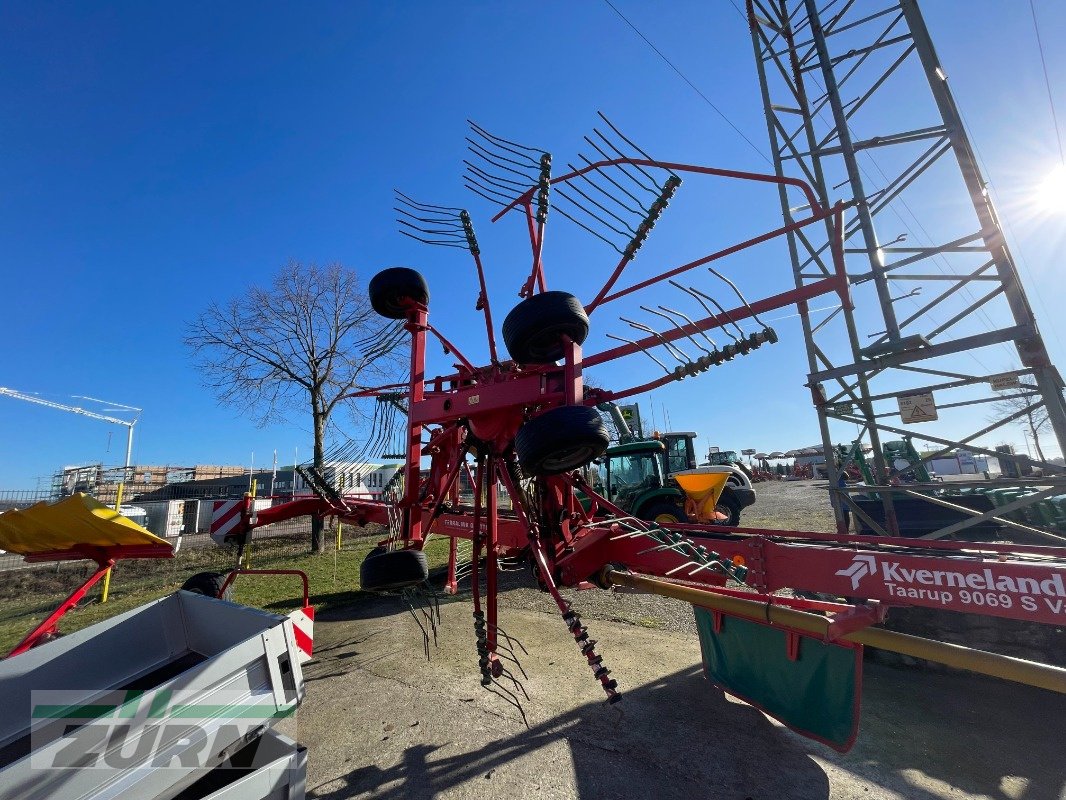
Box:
747, 0, 1066, 539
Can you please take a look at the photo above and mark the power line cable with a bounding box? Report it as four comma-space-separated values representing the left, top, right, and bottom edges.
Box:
1030, 0, 1065, 165
601, 0, 772, 166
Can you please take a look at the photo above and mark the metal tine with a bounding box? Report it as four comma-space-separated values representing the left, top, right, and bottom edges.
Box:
465, 182, 512, 208
494, 650, 529, 680
708, 267, 770, 328
605, 333, 670, 373
465, 177, 520, 203
402, 591, 432, 660
394, 206, 464, 229
468, 119, 545, 159
688, 284, 746, 338
466, 138, 541, 174
568, 162, 643, 217
583, 135, 659, 199
464, 161, 532, 194
499, 668, 530, 702
557, 174, 637, 234
465, 145, 540, 183
396, 219, 467, 239
671, 281, 741, 343
488, 623, 529, 655
554, 187, 631, 239
552, 205, 624, 253
394, 190, 466, 213
597, 111, 680, 181
620, 316, 691, 363
483, 678, 530, 728
577, 152, 651, 213
641, 305, 711, 354
657, 303, 719, 351
592, 127, 660, 193
397, 231, 468, 249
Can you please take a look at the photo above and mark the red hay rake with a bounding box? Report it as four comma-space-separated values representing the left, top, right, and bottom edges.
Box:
225, 116, 1066, 749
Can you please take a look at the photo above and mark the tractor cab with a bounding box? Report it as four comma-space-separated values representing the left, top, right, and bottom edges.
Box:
658, 432, 698, 478
604, 440, 669, 510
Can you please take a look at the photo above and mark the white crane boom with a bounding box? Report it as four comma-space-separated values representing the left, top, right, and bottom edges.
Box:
0, 387, 135, 427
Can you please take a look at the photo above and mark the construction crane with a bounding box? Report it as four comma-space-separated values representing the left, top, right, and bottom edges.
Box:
0, 387, 139, 481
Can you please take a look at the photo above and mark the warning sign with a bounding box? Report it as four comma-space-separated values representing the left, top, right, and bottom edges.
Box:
897, 392, 937, 424
989, 373, 1021, 391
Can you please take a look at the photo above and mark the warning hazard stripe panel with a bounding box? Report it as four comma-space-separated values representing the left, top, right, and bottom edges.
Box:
289, 606, 314, 662
211, 500, 243, 537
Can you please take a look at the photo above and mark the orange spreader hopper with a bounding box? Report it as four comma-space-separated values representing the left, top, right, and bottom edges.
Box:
673, 467, 732, 524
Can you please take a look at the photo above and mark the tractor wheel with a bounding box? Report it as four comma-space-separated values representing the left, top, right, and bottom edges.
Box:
515, 405, 609, 476
713, 493, 742, 527
502, 291, 589, 364
360, 547, 429, 591
641, 502, 689, 525
369, 267, 429, 319
181, 571, 233, 600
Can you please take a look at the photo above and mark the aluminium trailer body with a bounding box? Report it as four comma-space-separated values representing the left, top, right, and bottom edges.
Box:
0, 591, 306, 800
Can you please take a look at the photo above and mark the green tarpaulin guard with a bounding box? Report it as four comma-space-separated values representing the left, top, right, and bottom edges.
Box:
694, 605, 862, 751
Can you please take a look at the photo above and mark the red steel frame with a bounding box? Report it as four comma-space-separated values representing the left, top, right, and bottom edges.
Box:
216, 158, 1066, 668
8, 543, 174, 657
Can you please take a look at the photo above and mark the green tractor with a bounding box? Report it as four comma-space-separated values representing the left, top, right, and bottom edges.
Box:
594, 404, 756, 525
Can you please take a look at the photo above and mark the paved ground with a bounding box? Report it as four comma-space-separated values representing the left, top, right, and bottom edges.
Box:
281, 592, 1066, 800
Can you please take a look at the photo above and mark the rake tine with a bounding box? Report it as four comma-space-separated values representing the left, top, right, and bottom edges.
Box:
465, 182, 516, 208
485, 679, 529, 728
578, 152, 651, 213
466, 145, 540, 183
657, 304, 719, 350
466, 138, 541, 173
708, 267, 769, 328
688, 284, 746, 338
675, 283, 741, 343
554, 188, 632, 239
468, 120, 545, 159
464, 161, 532, 193
582, 136, 658, 199
551, 205, 624, 252
397, 230, 469, 249
641, 305, 710, 354
394, 207, 464, 229
592, 127, 660, 192
559, 173, 638, 233
605, 333, 671, 374
394, 190, 465, 213
597, 111, 679, 180
620, 316, 690, 363
569, 163, 643, 216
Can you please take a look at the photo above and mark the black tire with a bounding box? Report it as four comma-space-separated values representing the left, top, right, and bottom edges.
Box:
515, 405, 609, 476
369, 267, 429, 319
713, 493, 742, 526
502, 291, 589, 364
639, 502, 689, 525
181, 571, 233, 600
360, 547, 429, 591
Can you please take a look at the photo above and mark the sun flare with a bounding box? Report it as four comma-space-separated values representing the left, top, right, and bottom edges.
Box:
1037, 163, 1066, 213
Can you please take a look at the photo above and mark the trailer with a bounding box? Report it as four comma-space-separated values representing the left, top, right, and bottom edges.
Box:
0, 591, 306, 800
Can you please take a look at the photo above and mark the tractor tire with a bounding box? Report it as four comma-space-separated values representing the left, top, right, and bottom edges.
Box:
369, 267, 430, 319
713, 493, 742, 527
640, 502, 689, 525
514, 405, 609, 476
181, 571, 233, 600
360, 547, 429, 591
502, 291, 589, 364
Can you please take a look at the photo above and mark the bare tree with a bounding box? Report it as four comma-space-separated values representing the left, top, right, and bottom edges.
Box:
990, 380, 1050, 462
186, 262, 404, 552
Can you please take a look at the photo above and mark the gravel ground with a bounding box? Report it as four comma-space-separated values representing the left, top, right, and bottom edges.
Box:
739, 478, 837, 533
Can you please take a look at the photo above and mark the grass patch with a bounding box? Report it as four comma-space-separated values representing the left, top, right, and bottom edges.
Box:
0, 529, 452, 654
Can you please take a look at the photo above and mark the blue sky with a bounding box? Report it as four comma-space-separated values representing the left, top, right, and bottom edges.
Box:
2, 1, 1065, 489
